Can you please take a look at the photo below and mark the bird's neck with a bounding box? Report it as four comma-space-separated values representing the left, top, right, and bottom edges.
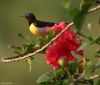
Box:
28, 19, 37, 25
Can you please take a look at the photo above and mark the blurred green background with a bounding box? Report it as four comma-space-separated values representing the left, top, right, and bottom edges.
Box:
0, 0, 100, 85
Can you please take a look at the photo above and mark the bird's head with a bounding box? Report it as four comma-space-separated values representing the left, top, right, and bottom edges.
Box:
22, 13, 36, 25
24, 13, 36, 20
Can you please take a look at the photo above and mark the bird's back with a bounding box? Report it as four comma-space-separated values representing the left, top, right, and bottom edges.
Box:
34, 20, 55, 27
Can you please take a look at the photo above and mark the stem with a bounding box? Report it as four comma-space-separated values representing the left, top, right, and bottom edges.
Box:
79, 33, 100, 45
88, 74, 100, 80
78, 33, 93, 41
64, 66, 72, 83
80, 0, 84, 10
88, 5, 100, 12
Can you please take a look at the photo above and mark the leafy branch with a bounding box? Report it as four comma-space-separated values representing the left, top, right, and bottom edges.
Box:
1, 4, 100, 63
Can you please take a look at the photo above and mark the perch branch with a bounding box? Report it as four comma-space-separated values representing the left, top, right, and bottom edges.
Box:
1, 22, 73, 62
88, 4, 100, 12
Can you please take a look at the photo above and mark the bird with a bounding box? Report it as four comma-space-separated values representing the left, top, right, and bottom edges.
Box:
22, 13, 55, 36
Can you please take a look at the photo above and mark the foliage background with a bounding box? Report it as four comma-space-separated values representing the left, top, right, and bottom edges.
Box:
0, 0, 100, 85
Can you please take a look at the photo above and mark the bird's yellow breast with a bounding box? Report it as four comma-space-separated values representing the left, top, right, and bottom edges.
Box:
29, 23, 47, 36
29, 23, 39, 35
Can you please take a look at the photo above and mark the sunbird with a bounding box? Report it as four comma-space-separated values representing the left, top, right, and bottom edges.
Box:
23, 13, 55, 36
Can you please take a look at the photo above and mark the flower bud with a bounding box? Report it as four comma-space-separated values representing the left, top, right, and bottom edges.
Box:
58, 57, 66, 67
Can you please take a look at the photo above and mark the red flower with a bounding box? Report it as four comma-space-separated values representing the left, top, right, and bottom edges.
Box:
46, 22, 84, 70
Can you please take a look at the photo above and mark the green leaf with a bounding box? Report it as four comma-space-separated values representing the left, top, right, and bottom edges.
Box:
63, 79, 70, 85
84, 0, 94, 5
37, 32, 53, 47
86, 59, 92, 66
55, 80, 63, 85
68, 62, 78, 74
80, 0, 84, 10
17, 33, 26, 39
73, 6, 88, 32
20, 45, 27, 54
95, 54, 100, 58
11, 43, 35, 55
46, 29, 56, 43
35, 30, 55, 48
9, 44, 22, 54
78, 42, 90, 51
37, 72, 54, 84
68, 8, 80, 19
9, 44, 21, 50
96, 79, 100, 85
89, 63, 100, 73
70, 0, 94, 32
95, 49, 100, 58
47, 29, 55, 37
17, 33, 33, 43
34, 43, 40, 48
69, 5, 89, 32
80, 0, 94, 10
23, 44, 34, 53
60, 0, 72, 9
71, 51, 83, 62
54, 68, 63, 78
38, 37, 48, 46
90, 36, 100, 44
26, 57, 33, 72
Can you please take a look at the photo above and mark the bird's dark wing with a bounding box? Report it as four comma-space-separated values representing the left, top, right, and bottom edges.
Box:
35, 20, 55, 27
